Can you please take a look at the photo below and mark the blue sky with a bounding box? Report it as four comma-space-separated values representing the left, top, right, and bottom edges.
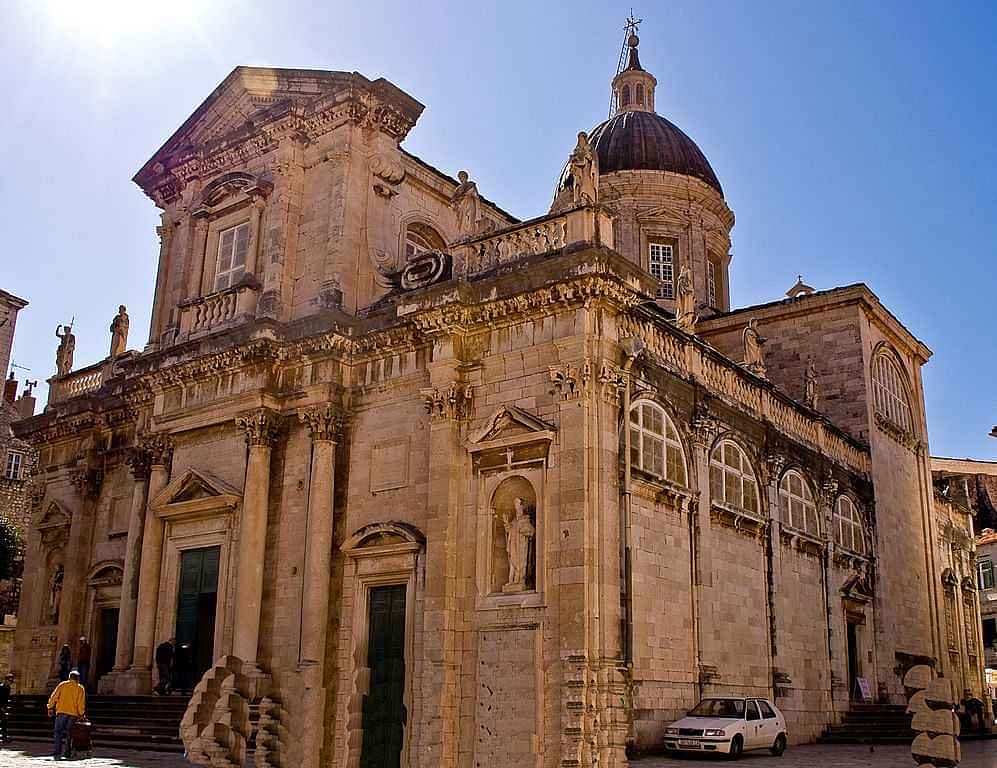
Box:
1, 0, 994, 459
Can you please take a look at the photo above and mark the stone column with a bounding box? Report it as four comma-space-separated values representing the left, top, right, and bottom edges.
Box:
110, 448, 151, 676
147, 217, 174, 349
232, 409, 282, 676
297, 404, 340, 768
122, 435, 172, 693
245, 197, 266, 278
187, 214, 210, 299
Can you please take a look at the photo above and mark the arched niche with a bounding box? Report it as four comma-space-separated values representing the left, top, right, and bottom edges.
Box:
489, 476, 537, 594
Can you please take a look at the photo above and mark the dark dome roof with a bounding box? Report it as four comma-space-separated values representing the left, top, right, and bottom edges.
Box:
586, 110, 722, 195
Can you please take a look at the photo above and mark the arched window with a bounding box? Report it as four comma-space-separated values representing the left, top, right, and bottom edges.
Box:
779, 470, 819, 535
635, 83, 645, 106
629, 401, 687, 486
833, 495, 866, 554
871, 349, 913, 436
404, 223, 445, 261
710, 440, 759, 514
621, 84, 631, 107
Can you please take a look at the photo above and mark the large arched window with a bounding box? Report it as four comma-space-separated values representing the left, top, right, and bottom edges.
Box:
871, 349, 913, 436
404, 223, 445, 261
710, 440, 759, 514
621, 84, 631, 107
635, 83, 645, 107
833, 495, 866, 554
629, 400, 687, 486
779, 469, 819, 535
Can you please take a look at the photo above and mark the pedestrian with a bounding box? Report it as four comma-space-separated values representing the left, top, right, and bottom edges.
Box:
47, 669, 85, 760
57, 645, 71, 682
154, 638, 175, 695
76, 637, 91, 690
0, 672, 13, 744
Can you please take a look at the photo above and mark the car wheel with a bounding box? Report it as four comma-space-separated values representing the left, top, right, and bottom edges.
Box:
770, 733, 787, 756
727, 735, 743, 761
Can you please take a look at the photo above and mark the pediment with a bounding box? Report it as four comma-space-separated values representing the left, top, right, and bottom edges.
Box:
841, 572, 874, 603
35, 501, 70, 530
469, 406, 556, 448
134, 67, 424, 204
151, 468, 241, 519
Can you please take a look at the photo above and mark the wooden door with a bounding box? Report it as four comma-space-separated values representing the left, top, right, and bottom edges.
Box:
174, 547, 220, 691
360, 585, 407, 768
95, 607, 118, 685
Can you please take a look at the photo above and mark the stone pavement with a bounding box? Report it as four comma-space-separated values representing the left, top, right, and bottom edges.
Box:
0, 741, 189, 767
632, 739, 997, 768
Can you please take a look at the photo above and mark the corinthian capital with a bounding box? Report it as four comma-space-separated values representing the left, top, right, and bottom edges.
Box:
140, 433, 173, 467
298, 404, 342, 442
126, 448, 153, 481
237, 408, 283, 447
420, 381, 473, 422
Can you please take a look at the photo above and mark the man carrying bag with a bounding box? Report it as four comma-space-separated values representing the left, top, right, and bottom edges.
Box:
47, 669, 86, 760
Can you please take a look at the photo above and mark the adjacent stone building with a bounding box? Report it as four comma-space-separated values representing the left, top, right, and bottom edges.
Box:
11, 29, 981, 766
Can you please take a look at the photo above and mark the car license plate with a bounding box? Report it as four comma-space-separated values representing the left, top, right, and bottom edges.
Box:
678, 740, 698, 748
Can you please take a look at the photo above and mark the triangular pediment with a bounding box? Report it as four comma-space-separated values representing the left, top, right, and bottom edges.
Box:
35, 501, 70, 530
151, 468, 241, 517
841, 572, 873, 603
469, 406, 556, 447
134, 67, 424, 204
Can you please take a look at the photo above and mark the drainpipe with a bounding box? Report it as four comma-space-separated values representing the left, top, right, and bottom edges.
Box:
620, 337, 645, 666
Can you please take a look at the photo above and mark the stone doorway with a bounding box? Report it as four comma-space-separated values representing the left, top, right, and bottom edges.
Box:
360, 584, 407, 768
173, 547, 219, 693
846, 620, 861, 699
94, 607, 119, 689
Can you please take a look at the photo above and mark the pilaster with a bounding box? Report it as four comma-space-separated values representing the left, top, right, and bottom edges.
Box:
232, 408, 283, 694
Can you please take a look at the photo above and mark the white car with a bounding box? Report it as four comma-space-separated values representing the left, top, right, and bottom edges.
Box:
663, 697, 788, 759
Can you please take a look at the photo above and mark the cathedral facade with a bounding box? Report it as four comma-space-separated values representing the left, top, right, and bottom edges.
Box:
11, 33, 987, 767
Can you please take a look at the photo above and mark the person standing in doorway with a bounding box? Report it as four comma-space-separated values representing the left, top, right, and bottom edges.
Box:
0, 673, 13, 744
57, 645, 71, 683
154, 638, 175, 695
76, 637, 91, 690
47, 670, 85, 760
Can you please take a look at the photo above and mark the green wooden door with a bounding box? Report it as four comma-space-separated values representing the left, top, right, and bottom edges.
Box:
359, 585, 407, 768
174, 547, 220, 690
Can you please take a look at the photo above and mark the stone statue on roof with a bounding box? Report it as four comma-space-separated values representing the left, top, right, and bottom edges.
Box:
805, 358, 820, 410
742, 318, 767, 378
109, 305, 129, 358
451, 170, 480, 239
55, 323, 75, 377
568, 131, 599, 206
675, 266, 697, 332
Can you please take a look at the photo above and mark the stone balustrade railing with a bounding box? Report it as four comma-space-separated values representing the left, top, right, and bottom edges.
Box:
47, 362, 108, 405
452, 206, 614, 279
178, 283, 260, 339
618, 311, 871, 476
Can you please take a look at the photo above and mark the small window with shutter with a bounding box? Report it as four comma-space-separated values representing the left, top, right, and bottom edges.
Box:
214, 222, 251, 292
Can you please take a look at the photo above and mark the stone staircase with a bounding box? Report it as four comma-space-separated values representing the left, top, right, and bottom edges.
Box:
819, 702, 915, 744
7, 694, 190, 753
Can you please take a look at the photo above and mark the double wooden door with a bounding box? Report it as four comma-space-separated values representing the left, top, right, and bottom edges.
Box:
174, 547, 219, 691
359, 585, 407, 768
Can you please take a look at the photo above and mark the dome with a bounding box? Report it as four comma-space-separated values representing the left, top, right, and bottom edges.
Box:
587, 110, 722, 195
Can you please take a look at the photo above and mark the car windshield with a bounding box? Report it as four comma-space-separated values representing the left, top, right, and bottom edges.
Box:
688, 699, 746, 718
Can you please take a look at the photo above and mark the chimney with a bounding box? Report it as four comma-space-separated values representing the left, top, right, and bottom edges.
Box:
3, 372, 16, 404
16, 380, 37, 419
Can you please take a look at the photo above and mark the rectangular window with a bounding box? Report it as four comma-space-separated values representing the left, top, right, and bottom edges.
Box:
648, 242, 674, 299
707, 260, 718, 308
214, 222, 251, 292
979, 559, 995, 590
984, 618, 996, 649
4, 451, 23, 480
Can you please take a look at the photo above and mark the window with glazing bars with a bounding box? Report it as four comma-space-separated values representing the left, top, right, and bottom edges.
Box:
649, 242, 674, 299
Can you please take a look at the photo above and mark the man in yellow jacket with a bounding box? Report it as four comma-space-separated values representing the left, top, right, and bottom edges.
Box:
47, 670, 85, 760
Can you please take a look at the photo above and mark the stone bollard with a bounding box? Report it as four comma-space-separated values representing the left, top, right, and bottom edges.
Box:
904, 664, 960, 768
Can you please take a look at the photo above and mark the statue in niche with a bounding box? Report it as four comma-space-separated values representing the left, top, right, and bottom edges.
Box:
55, 323, 75, 377
495, 496, 536, 593
451, 170, 480, 240
568, 131, 599, 206
48, 564, 64, 624
109, 305, 129, 358
742, 318, 767, 378
804, 358, 820, 410
675, 266, 697, 332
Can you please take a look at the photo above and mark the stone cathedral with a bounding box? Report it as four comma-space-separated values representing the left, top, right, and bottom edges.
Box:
11, 29, 988, 768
